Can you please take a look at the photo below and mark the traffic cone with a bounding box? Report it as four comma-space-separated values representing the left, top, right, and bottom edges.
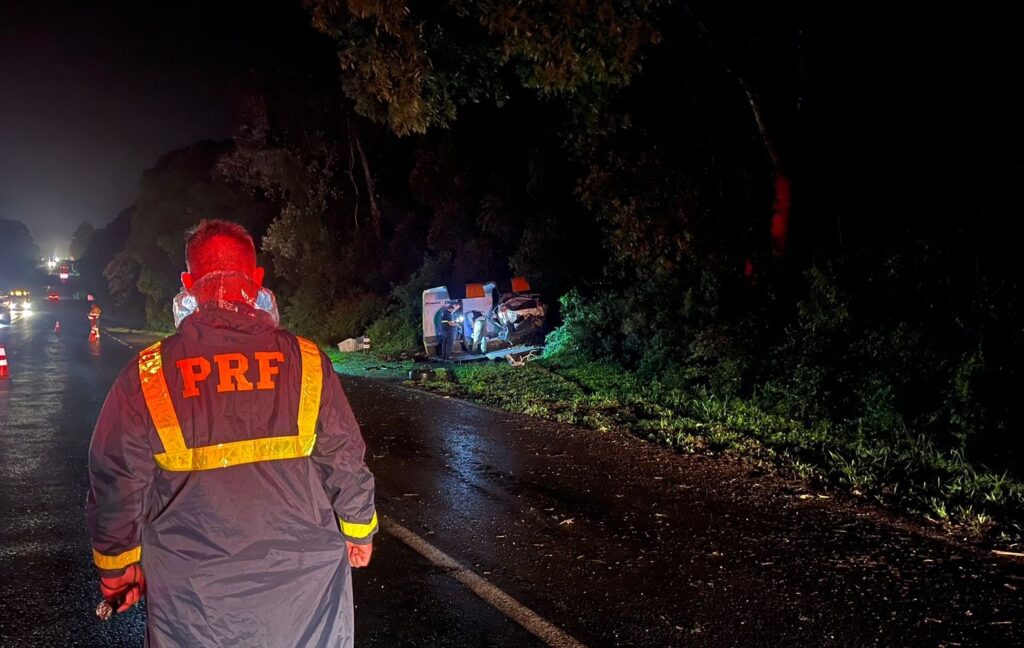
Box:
0, 344, 9, 379
54, 320, 61, 334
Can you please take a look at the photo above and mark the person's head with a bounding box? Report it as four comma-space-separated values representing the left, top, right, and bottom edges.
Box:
181, 220, 264, 290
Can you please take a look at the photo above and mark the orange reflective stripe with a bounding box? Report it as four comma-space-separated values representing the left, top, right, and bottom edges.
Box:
139, 342, 187, 454
339, 511, 378, 539
154, 434, 318, 471
141, 338, 324, 472
296, 337, 323, 438
93, 546, 141, 570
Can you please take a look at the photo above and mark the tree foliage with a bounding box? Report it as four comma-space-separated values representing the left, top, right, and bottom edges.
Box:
0, 218, 40, 284
123, 141, 277, 328
68, 221, 95, 260
303, 0, 1024, 475
95, 1, 1024, 480
304, 0, 665, 135
74, 209, 140, 319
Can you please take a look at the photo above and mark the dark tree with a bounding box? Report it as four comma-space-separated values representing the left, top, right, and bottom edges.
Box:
0, 218, 41, 285
68, 221, 95, 260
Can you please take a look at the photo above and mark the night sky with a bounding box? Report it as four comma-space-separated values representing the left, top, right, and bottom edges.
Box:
0, 0, 307, 255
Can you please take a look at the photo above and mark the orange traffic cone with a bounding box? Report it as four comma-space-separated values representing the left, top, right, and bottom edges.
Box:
54, 320, 61, 334
0, 344, 9, 379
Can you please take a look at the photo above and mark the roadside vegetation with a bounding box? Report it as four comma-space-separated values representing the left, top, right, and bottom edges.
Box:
107, 326, 175, 337
327, 347, 414, 381
67, 3, 1023, 545
329, 283, 1024, 546
341, 345, 1024, 545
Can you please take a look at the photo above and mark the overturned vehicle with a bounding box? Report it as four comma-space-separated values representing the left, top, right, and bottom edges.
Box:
422, 277, 547, 361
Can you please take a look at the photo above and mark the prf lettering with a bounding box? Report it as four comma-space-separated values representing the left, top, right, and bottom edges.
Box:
176, 352, 284, 398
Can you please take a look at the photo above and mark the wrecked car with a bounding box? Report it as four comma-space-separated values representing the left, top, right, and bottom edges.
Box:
421, 277, 547, 360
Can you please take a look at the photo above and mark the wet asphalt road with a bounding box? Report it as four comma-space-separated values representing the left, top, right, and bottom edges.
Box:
2, 300, 1023, 647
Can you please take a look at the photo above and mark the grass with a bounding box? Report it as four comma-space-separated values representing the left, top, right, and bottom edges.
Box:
380, 355, 1024, 544
107, 326, 175, 336
324, 347, 416, 380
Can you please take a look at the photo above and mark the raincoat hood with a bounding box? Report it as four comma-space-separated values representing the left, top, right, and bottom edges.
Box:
172, 271, 280, 329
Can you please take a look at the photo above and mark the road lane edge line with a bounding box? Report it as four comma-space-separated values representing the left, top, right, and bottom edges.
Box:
382, 518, 586, 648
103, 332, 134, 349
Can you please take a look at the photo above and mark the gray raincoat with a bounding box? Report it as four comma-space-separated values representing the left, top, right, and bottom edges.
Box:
86, 304, 377, 647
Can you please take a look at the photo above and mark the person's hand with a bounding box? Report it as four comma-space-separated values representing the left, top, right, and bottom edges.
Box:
99, 564, 146, 612
347, 541, 373, 568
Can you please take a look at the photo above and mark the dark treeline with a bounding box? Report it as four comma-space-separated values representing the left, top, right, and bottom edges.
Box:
77, 1, 1024, 477
0, 218, 41, 285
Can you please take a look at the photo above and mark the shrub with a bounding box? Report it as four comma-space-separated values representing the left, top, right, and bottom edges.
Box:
284, 290, 387, 345
367, 309, 421, 357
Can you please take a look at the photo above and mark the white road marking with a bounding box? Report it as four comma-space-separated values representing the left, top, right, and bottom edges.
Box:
382, 517, 586, 648
102, 331, 134, 349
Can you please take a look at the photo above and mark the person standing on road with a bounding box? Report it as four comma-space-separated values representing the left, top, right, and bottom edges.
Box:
86, 219, 377, 647
438, 301, 461, 359
87, 303, 102, 341
494, 303, 515, 341
466, 310, 487, 353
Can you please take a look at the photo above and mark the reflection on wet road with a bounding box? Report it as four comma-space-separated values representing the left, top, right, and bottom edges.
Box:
348, 377, 1024, 646
0, 301, 148, 646
0, 303, 541, 647
2, 300, 1022, 646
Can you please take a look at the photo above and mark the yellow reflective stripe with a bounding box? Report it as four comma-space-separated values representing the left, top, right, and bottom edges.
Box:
296, 337, 323, 438
154, 433, 317, 471
93, 546, 141, 570
138, 342, 187, 454
339, 511, 378, 539
141, 338, 323, 472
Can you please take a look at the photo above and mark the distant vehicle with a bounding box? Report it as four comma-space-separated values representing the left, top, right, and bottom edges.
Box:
48, 291, 60, 301
8, 289, 31, 311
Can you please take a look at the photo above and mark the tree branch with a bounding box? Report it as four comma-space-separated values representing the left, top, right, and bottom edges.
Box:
347, 122, 360, 231
354, 131, 382, 239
